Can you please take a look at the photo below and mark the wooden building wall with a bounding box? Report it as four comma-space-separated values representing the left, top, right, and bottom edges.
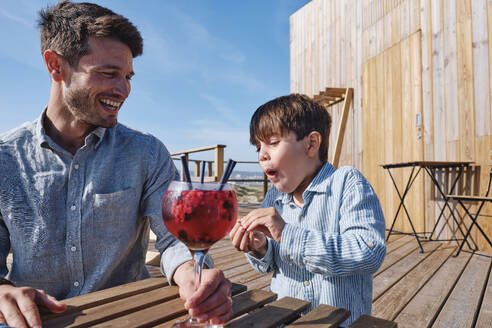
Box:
290, 0, 492, 251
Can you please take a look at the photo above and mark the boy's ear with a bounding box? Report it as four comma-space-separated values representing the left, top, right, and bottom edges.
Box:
43, 50, 67, 82
305, 131, 322, 158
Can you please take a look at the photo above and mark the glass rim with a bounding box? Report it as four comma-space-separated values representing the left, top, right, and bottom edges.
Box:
168, 180, 234, 190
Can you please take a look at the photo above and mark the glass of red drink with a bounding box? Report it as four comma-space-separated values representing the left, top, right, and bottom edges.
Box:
162, 180, 238, 327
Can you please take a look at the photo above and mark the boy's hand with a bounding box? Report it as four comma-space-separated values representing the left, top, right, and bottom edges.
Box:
229, 221, 267, 258
240, 207, 285, 244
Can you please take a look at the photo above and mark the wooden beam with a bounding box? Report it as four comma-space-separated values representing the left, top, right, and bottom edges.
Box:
331, 88, 353, 168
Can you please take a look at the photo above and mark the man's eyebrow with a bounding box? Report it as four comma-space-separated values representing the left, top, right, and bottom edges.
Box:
98, 64, 135, 77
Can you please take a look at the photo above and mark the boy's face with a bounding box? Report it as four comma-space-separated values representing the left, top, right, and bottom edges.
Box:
256, 131, 316, 195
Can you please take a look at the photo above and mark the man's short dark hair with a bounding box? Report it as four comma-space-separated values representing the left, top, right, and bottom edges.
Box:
250, 94, 332, 162
38, 0, 143, 67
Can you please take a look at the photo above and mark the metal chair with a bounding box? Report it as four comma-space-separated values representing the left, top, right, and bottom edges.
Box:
447, 164, 492, 257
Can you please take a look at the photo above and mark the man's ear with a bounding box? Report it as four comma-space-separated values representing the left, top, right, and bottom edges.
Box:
43, 50, 66, 82
305, 131, 322, 158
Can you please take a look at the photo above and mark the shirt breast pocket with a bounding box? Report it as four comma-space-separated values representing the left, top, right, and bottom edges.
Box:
91, 188, 137, 238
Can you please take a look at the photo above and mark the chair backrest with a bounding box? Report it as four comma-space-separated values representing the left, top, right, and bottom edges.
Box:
485, 168, 492, 197
486, 151, 492, 197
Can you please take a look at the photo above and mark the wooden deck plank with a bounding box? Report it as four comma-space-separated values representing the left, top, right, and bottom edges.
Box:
222, 263, 254, 277
373, 242, 442, 301
372, 245, 456, 320
284, 304, 350, 328
244, 272, 274, 291
476, 258, 492, 327
225, 297, 310, 328
375, 238, 419, 276
385, 235, 417, 254
394, 250, 472, 328
433, 254, 491, 327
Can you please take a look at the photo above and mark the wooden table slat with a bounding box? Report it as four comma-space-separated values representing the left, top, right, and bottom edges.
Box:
91, 296, 186, 327
55, 283, 247, 328
42, 277, 168, 319
284, 304, 350, 328
154, 289, 278, 328
43, 286, 179, 327
348, 314, 397, 328
231, 289, 278, 318
225, 296, 310, 328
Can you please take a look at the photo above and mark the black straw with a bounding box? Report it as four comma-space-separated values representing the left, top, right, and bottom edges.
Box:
200, 161, 206, 184
180, 155, 193, 189
219, 159, 236, 190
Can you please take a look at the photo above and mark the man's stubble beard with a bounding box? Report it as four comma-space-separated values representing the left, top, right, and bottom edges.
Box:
64, 87, 118, 128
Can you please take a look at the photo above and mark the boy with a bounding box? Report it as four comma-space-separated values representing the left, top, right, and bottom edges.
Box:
230, 94, 386, 326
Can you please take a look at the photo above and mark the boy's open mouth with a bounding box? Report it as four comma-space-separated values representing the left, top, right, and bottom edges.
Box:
265, 169, 277, 178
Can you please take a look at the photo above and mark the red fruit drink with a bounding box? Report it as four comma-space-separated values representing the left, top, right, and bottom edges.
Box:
162, 189, 238, 251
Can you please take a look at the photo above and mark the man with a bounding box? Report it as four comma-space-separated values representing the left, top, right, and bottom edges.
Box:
0, 1, 232, 327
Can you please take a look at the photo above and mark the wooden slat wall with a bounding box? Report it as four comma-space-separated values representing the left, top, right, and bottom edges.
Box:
290, 0, 492, 251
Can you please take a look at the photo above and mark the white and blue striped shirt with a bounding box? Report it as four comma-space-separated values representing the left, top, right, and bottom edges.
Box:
246, 162, 386, 326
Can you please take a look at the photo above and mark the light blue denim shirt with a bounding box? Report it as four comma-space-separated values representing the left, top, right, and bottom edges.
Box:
0, 112, 207, 300
246, 162, 386, 326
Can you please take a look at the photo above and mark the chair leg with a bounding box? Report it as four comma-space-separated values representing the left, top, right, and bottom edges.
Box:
454, 199, 490, 257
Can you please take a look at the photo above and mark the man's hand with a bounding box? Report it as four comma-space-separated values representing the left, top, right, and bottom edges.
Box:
0, 284, 66, 328
240, 207, 285, 243
173, 261, 233, 325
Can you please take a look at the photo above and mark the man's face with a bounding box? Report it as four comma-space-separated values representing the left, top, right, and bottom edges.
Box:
62, 37, 134, 128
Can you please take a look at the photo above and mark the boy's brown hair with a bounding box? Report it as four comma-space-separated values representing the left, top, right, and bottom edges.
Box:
250, 93, 332, 162
38, 0, 143, 67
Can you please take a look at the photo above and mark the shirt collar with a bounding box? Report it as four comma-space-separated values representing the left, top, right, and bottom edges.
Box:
304, 162, 336, 193
92, 127, 106, 149
35, 109, 51, 148
34, 108, 107, 149
273, 162, 336, 205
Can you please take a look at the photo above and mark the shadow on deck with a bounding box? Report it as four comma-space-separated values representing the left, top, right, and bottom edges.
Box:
147, 204, 492, 328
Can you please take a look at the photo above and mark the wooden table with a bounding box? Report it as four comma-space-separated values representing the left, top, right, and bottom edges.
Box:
381, 161, 474, 252
40, 277, 396, 327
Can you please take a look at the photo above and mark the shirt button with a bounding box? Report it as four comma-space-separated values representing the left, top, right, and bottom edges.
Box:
70, 205, 76, 211
73, 281, 79, 287
368, 241, 374, 248
74, 164, 79, 170
304, 281, 310, 286
71, 246, 77, 252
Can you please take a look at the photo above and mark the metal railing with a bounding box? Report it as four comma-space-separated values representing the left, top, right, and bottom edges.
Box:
170, 146, 268, 197
228, 161, 269, 197
171, 144, 225, 182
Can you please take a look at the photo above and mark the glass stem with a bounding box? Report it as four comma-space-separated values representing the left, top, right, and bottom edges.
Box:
192, 250, 208, 292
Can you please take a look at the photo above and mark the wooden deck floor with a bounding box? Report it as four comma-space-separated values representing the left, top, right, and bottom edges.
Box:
147, 205, 492, 328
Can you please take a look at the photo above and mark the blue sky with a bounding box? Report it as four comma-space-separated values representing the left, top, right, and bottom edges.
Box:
0, 0, 310, 171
